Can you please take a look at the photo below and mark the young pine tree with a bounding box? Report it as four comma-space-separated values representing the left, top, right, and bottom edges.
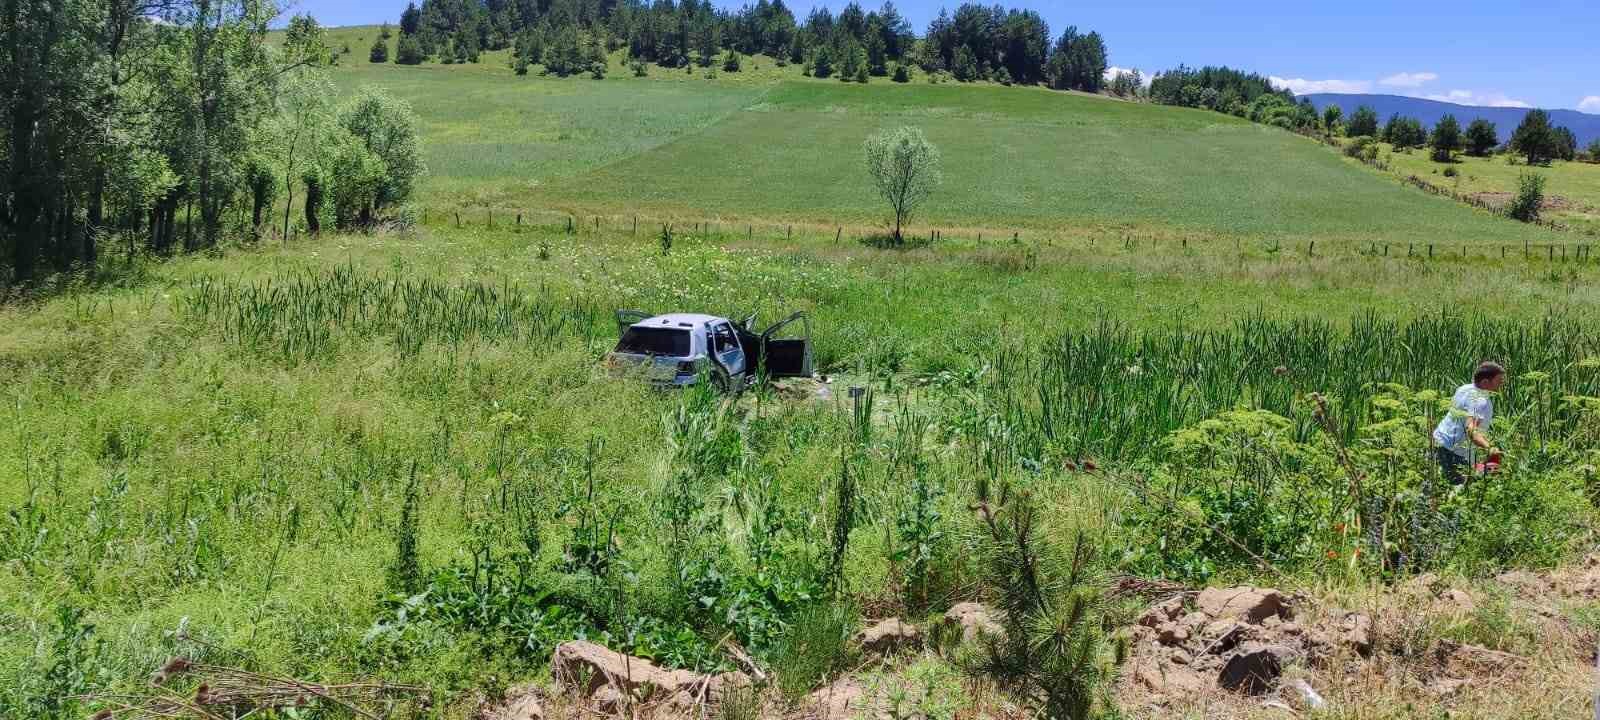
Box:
1429, 114, 1462, 162
1464, 118, 1499, 156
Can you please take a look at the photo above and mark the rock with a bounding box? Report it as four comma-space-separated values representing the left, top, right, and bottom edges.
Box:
804, 677, 870, 720
1217, 643, 1297, 695
1155, 622, 1190, 646
1178, 612, 1209, 631
1133, 657, 1211, 696
1439, 589, 1476, 612
483, 688, 544, 720
1168, 649, 1193, 665
1199, 620, 1248, 654
1495, 570, 1551, 597
943, 602, 1004, 645
1340, 613, 1373, 656
1196, 587, 1291, 624
1436, 640, 1523, 676
590, 686, 626, 714
1428, 677, 1471, 697
854, 618, 921, 656
1404, 572, 1441, 595
1138, 597, 1185, 628
550, 641, 748, 705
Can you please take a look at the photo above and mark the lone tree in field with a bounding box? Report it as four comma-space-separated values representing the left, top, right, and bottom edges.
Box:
864, 127, 942, 245
1511, 109, 1557, 165
1465, 118, 1498, 156
1429, 114, 1462, 162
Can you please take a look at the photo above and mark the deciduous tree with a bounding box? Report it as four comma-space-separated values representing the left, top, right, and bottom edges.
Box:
863, 127, 942, 245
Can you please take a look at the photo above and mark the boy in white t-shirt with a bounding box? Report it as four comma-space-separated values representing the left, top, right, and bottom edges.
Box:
1431, 361, 1505, 485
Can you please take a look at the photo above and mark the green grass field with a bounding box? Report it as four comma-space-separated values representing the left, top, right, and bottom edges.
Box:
317, 26, 1562, 248
1363, 143, 1600, 234
5, 27, 1600, 720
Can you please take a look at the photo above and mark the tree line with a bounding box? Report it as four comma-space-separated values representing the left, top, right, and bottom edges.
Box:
1148, 65, 1320, 130
1339, 105, 1582, 165
382, 0, 1111, 91
1146, 64, 1593, 168
1, 2, 424, 290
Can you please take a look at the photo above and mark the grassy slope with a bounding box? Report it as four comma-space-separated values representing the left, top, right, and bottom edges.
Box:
320, 26, 1558, 247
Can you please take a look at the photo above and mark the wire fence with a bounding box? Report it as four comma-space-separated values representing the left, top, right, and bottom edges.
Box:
413, 205, 1600, 267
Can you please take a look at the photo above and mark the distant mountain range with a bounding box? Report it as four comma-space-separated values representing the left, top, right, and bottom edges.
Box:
1304, 93, 1600, 146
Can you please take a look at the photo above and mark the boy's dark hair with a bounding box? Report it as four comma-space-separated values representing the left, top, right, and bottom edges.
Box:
1474, 361, 1505, 384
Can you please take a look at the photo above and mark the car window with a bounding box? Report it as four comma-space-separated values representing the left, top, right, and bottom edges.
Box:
616, 327, 691, 356
713, 324, 738, 353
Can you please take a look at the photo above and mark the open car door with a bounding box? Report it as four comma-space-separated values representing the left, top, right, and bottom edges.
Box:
614, 309, 652, 336
758, 312, 812, 378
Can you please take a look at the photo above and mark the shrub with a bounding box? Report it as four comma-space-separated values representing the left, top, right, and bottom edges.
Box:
1443, 166, 1458, 178
1507, 172, 1545, 222
892, 64, 910, 83
855, 64, 869, 84
721, 49, 741, 73
631, 60, 647, 77
368, 37, 388, 63
1343, 135, 1375, 159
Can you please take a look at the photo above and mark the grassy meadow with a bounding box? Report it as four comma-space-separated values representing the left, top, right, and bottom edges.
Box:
1362, 143, 1600, 234
4, 25, 1600, 720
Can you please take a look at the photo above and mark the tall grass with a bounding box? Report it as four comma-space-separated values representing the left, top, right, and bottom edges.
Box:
958, 312, 1600, 464
181, 264, 606, 360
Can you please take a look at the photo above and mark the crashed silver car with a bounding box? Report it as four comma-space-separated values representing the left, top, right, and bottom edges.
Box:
605, 310, 812, 389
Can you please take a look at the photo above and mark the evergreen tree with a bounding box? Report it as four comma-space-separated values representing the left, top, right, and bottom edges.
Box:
1553, 126, 1578, 161
400, 2, 423, 36
396, 33, 425, 64
892, 63, 910, 82
369, 37, 389, 63
811, 44, 835, 78
1464, 118, 1498, 156
1510, 109, 1557, 165
1429, 114, 1461, 162
1346, 105, 1379, 137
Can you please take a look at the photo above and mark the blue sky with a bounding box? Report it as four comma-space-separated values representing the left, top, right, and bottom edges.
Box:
285, 0, 1600, 112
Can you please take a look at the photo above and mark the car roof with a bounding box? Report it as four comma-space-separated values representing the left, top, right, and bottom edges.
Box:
633, 313, 725, 330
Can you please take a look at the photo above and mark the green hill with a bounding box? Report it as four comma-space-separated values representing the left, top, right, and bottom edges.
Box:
319, 37, 1557, 247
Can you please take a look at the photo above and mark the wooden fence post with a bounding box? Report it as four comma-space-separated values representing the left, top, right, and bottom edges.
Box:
1549, 245, 1555, 262
1309, 241, 1315, 257
835, 227, 841, 244
455, 211, 460, 228
1427, 244, 1433, 259
632, 215, 637, 236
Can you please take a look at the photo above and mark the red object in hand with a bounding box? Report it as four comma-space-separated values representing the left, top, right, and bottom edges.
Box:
1475, 452, 1503, 475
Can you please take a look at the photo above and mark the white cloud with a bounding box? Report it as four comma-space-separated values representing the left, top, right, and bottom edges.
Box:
1421, 89, 1530, 108
1379, 72, 1438, 88
1580, 96, 1600, 113
1103, 66, 1150, 86
1269, 76, 1372, 95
